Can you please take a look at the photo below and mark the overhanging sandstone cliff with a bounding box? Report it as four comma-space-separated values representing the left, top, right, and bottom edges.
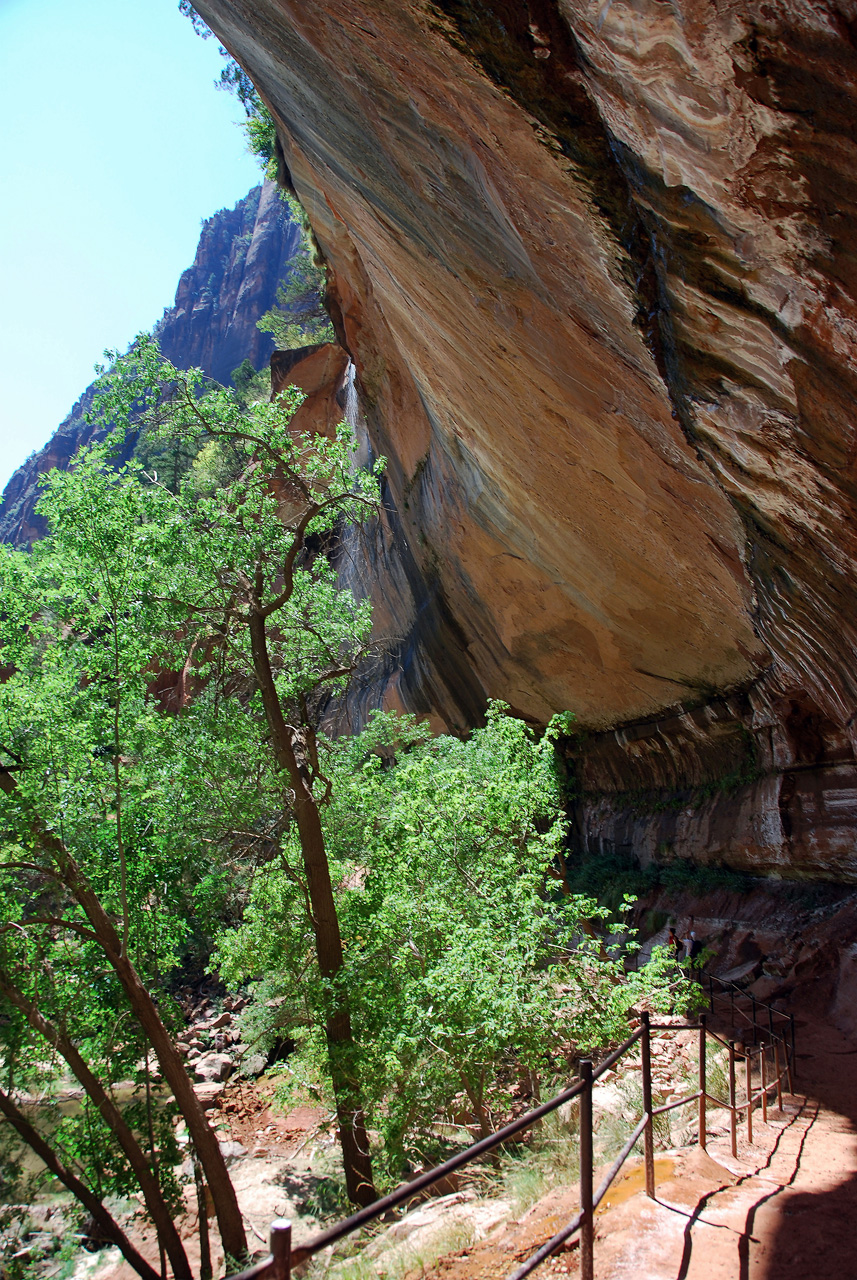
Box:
193, 0, 857, 877
197, 0, 771, 729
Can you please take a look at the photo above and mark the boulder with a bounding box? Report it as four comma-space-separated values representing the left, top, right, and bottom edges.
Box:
192, 1082, 224, 1110
194, 1053, 235, 1083
717, 960, 762, 986
218, 1140, 248, 1165
747, 976, 786, 1002
241, 1052, 267, 1078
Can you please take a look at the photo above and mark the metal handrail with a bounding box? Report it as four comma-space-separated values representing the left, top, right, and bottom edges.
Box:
705, 972, 795, 1063
653, 1090, 702, 1116
287, 1027, 642, 1268
228, 996, 799, 1280
507, 1110, 650, 1280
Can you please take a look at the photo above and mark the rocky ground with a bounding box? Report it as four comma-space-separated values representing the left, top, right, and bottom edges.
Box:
10, 1018, 844, 1280
8, 884, 857, 1280
6, 1001, 705, 1280
401, 995, 855, 1280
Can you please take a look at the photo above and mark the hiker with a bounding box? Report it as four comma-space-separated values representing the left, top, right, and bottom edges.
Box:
682, 916, 705, 977
667, 926, 682, 963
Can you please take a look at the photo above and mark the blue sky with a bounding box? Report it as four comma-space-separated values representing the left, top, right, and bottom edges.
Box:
0, 0, 262, 488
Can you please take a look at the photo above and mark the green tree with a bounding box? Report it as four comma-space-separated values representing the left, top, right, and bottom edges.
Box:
0, 320, 386, 1254
84, 334, 385, 1205
218, 706, 693, 1181
231, 358, 271, 407
231, 357, 256, 397
256, 251, 335, 350
0, 452, 257, 1274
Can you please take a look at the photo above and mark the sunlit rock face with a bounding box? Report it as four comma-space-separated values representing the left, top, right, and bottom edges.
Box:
0, 182, 298, 545
157, 180, 300, 385
193, 1, 857, 875
196, 0, 765, 731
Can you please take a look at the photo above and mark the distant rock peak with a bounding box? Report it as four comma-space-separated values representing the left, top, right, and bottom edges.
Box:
0, 182, 301, 546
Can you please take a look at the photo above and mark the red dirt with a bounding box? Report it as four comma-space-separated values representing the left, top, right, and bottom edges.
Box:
211, 1077, 327, 1157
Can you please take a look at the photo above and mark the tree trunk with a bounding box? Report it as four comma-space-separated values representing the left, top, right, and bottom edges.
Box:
461, 1073, 493, 1142
294, 789, 376, 1207
0, 975, 193, 1280
194, 1150, 213, 1280
0, 766, 248, 1267
248, 610, 376, 1206
0, 1087, 162, 1280
73, 877, 248, 1262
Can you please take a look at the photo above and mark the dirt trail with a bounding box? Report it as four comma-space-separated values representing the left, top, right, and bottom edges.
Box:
421, 1006, 857, 1280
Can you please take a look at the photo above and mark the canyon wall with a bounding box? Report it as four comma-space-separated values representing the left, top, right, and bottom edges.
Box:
0, 181, 299, 544
195, 0, 857, 879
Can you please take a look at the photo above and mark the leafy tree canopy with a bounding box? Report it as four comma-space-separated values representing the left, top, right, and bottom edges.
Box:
256, 252, 334, 351
0, 330, 386, 1247
218, 704, 693, 1180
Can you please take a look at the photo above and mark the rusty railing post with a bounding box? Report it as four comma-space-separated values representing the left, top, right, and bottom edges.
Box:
785, 1032, 795, 1096
760, 1042, 768, 1124
698, 1014, 707, 1151
641, 1012, 656, 1198
580, 1058, 594, 1280
729, 1040, 738, 1158
270, 1219, 292, 1280
789, 1012, 797, 1080
775, 1038, 784, 1111
745, 1048, 753, 1144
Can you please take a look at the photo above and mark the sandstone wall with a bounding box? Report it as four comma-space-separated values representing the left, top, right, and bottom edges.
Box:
155, 180, 300, 385
192, 0, 857, 877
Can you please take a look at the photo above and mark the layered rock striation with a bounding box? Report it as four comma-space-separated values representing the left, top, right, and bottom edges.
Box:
192, 0, 857, 878
0, 181, 300, 544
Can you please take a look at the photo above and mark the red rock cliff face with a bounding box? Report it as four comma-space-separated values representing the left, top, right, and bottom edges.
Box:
156, 180, 301, 385
0, 182, 299, 544
192, 1, 857, 877
198, 0, 767, 728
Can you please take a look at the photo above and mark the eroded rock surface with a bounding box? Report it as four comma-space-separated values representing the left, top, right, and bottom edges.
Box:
193, 0, 857, 875
157, 179, 300, 386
